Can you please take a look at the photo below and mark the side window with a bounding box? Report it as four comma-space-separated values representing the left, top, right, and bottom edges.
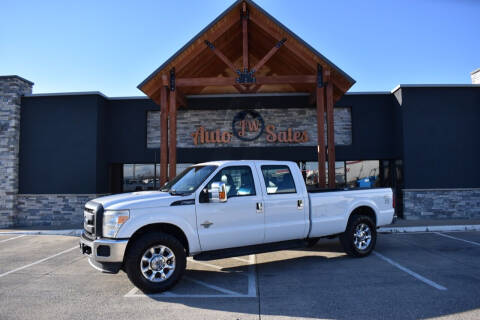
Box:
261, 165, 297, 195
207, 166, 256, 197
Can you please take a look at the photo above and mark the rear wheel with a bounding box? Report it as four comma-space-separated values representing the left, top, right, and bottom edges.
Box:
340, 215, 376, 257
125, 232, 186, 293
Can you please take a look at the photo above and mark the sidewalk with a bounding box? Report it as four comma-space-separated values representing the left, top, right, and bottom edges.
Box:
379, 218, 480, 233
1, 219, 480, 236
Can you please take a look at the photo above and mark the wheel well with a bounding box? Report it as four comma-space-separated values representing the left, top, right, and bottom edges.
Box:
126, 223, 190, 256
349, 206, 377, 226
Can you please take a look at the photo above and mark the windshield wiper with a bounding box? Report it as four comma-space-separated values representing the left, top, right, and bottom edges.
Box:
169, 190, 190, 196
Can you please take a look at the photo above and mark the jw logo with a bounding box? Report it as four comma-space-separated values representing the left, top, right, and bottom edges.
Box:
236, 118, 262, 137
232, 110, 265, 141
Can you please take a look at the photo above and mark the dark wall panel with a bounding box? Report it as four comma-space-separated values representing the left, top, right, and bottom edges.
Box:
19, 95, 100, 193
105, 99, 159, 164
336, 94, 399, 160
401, 87, 480, 189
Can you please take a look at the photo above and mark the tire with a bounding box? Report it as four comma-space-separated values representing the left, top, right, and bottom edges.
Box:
339, 215, 376, 257
125, 232, 186, 293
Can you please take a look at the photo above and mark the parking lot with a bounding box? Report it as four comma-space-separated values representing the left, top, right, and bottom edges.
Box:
1, 231, 480, 320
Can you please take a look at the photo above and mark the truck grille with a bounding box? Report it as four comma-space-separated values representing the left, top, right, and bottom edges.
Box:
83, 201, 104, 240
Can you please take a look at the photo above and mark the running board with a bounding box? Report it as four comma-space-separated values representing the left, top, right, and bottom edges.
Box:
193, 239, 306, 261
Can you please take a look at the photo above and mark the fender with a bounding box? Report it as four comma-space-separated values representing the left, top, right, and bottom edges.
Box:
116, 206, 201, 254
342, 199, 379, 230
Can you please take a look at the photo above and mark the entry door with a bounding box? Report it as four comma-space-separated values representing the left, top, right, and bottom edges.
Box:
195, 165, 265, 251
256, 163, 308, 243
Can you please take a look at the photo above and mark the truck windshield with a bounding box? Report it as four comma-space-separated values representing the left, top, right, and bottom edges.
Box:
160, 165, 217, 195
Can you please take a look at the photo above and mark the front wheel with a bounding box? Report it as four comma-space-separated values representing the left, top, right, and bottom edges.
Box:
340, 215, 376, 257
125, 232, 186, 293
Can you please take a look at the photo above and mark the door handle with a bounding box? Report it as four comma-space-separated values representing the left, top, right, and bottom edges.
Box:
201, 221, 213, 228
297, 199, 304, 210
256, 202, 263, 213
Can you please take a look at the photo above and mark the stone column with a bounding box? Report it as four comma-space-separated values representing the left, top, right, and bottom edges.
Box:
0, 76, 33, 228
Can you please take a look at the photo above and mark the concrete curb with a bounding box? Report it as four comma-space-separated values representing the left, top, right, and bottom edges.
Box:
0, 229, 82, 236
1, 225, 480, 237
378, 225, 480, 233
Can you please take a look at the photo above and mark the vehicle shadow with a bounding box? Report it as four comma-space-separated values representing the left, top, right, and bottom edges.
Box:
139, 238, 480, 320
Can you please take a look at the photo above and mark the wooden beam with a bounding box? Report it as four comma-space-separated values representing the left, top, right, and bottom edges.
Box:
204, 40, 238, 74
249, 14, 313, 68
316, 86, 326, 188
248, 84, 262, 93
249, 14, 350, 94
173, 15, 241, 75
176, 74, 315, 87
242, 2, 249, 70
255, 75, 316, 85
176, 75, 315, 87
177, 77, 236, 87
326, 80, 335, 188
176, 87, 188, 107
159, 85, 168, 185
251, 38, 286, 73
168, 71, 177, 181
180, 25, 243, 77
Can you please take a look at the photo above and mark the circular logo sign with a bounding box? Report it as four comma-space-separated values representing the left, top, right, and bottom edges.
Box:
232, 110, 265, 141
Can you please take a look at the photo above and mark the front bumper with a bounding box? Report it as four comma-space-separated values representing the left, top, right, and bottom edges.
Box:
79, 233, 128, 263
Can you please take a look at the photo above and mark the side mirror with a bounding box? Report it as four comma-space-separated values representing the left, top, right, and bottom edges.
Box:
209, 182, 227, 203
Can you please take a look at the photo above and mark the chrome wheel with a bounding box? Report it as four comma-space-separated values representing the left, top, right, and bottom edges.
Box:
353, 223, 372, 250
140, 245, 176, 282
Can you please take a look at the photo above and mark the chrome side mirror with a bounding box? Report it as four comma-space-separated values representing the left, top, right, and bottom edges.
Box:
209, 182, 227, 203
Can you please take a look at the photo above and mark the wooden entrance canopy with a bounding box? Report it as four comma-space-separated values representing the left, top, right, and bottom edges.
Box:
138, 0, 355, 188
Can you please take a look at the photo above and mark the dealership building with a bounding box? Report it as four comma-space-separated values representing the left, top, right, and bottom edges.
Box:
1, 0, 479, 228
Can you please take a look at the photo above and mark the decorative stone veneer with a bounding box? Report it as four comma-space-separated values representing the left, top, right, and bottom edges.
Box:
16, 194, 100, 227
147, 107, 352, 149
403, 189, 480, 220
0, 76, 33, 227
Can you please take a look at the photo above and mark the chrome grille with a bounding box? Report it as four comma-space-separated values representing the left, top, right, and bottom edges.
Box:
83, 201, 103, 240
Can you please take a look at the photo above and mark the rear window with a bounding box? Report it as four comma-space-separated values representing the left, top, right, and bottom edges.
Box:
261, 165, 297, 194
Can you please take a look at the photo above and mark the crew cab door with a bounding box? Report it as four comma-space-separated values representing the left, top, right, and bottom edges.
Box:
255, 163, 308, 243
195, 165, 264, 251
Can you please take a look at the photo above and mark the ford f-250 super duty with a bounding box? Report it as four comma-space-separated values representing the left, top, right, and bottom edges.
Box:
80, 160, 395, 293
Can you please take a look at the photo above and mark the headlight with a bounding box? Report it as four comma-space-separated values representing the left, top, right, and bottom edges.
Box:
103, 210, 129, 238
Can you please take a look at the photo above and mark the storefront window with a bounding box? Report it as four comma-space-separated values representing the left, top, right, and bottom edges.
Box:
303, 161, 346, 188
346, 160, 380, 188
124, 163, 194, 192
123, 164, 156, 192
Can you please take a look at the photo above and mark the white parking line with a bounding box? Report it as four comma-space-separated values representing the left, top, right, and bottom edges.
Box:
125, 254, 257, 298
0, 246, 77, 278
373, 251, 447, 291
187, 258, 223, 270
0, 235, 26, 243
434, 232, 480, 247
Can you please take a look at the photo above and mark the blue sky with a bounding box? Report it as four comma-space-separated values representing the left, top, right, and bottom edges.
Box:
1, 0, 478, 96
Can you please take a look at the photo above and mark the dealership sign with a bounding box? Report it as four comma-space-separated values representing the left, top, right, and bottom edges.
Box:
191, 110, 309, 145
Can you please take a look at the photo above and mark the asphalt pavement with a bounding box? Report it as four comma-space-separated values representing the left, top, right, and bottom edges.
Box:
1, 231, 480, 319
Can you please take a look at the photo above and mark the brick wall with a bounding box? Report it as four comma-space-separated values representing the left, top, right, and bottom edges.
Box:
16, 194, 100, 227
0, 76, 33, 228
147, 107, 352, 149
403, 189, 480, 220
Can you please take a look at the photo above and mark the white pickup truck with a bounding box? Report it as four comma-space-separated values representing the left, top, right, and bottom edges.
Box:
80, 160, 395, 292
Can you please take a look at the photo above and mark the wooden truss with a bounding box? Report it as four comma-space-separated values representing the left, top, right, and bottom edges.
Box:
138, 0, 355, 188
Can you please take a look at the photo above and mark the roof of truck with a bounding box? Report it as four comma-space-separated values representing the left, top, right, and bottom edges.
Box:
195, 160, 295, 167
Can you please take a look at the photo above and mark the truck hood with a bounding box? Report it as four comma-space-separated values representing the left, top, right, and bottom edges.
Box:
92, 191, 186, 210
